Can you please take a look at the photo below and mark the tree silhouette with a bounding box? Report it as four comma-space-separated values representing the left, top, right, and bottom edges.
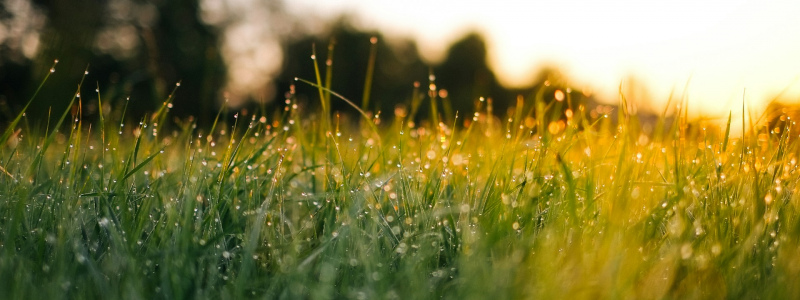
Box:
275, 20, 428, 118
433, 32, 511, 117
2, 0, 225, 124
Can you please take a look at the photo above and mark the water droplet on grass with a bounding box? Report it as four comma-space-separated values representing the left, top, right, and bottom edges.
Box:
681, 243, 693, 259
554, 90, 565, 101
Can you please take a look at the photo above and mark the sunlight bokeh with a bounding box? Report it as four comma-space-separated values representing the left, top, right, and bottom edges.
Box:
287, 0, 800, 118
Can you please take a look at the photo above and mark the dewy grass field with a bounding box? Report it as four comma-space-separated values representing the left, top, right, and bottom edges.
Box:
1, 58, 800, 300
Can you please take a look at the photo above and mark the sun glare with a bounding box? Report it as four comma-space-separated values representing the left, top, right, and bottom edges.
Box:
289, 0, 800, 117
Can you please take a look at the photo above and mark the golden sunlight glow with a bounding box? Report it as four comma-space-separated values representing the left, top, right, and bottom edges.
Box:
287, 0, 800, 118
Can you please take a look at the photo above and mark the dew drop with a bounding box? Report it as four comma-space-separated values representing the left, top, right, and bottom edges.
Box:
554, 90, 565, 101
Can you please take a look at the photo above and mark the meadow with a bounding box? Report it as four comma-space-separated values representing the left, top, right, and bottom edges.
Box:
1, 59, 799, 299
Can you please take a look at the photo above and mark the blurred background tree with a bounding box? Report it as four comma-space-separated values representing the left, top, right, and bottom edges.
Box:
0, 0, 593, 128
275, 20, 428, 118
1, 0, 227, 124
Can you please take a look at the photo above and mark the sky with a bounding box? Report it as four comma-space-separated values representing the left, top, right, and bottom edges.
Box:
285, 0, 800, 118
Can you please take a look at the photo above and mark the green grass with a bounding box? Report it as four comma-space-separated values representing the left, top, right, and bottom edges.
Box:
2, 62, 800, 300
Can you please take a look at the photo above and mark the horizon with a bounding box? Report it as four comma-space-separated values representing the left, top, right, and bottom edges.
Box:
2, 0, 799, 124
283, 0, 800, 120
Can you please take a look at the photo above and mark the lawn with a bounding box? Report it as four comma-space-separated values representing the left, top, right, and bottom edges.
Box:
1, 60, 799, 299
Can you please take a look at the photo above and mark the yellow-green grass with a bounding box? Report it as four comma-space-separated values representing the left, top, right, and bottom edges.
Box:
1, 60, 799, 299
